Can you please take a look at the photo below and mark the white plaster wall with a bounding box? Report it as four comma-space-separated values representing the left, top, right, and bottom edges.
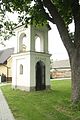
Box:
14, 25, 49, 53
12, 25, 50, 91
30, 52, 51, 87
12, 52, 51, 91
12, 53, 30, 89
30, 25, 49, 53
45, 57, 51, 86
16, 57, 30, 87
44, 30, 48, 53
30, 53, 35, 87
14, 25, 31, 53
12, 57, 17, 86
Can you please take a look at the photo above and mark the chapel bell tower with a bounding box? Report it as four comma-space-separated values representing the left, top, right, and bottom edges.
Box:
12, 24, 51, 91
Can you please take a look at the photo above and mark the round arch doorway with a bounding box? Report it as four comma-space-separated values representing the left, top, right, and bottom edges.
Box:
36, 61, 46, 91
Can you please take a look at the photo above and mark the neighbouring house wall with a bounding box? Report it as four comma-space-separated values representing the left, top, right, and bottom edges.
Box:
12, 25, 51, 91
0, 57, 12, 82
0, 65, 7, 76
0, 64, 7, 82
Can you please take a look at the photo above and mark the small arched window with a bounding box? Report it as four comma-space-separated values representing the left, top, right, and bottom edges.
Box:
20, 64, 23, 74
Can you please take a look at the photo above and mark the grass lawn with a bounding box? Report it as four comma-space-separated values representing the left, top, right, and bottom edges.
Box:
1, 80, 80, 120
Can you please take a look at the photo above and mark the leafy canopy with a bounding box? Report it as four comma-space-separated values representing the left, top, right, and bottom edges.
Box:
0, 0, 77, 40
1, 0, 73, 26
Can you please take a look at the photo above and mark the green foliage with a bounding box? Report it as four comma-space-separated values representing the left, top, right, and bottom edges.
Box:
0, 19, 16, 41
0, 1, 17, 41
0, 0, 48, 36
53, 0, 72, 26
29, 3, 47, 26
0, 0, 79, 42
1, 80, 80, 120
1, 0, 75, 30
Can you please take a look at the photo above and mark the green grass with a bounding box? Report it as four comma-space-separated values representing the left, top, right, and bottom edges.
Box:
1, 80, 80, 120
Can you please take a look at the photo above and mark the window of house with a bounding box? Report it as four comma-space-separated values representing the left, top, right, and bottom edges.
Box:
20, 64, 23, 74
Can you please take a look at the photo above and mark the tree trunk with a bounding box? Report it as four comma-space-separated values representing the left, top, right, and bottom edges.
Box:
44, 0, 80, 103
70, 48, 80, 103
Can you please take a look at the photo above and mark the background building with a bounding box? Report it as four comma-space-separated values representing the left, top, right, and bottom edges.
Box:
50, 60, 71, 79
0, 48, 14, 82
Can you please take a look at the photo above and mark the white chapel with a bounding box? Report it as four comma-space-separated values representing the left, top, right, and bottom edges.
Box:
12, 24, 51, 91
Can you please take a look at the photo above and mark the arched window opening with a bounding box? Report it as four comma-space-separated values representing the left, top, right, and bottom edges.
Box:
35, 36, 41, 52
19, 33, 27, 52
22, 35, 27, 51
20, 64, 23, 74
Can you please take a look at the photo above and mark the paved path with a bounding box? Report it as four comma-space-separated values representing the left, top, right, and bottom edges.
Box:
0, 89, 15, 120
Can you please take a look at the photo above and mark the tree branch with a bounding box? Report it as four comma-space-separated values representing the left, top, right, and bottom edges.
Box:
43, 0, 74, 55
36, 0, 55, 23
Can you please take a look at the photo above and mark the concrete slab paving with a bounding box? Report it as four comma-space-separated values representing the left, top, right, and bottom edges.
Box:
0, 89, 15, 120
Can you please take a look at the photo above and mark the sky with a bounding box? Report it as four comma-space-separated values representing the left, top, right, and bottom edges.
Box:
48, 22, 74, 60
48, 22, 69, 60
0, 12, 74, 61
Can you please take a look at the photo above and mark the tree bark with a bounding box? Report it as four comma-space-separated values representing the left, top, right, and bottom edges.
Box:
70, 48, 80, 103
43, 0, 80, 103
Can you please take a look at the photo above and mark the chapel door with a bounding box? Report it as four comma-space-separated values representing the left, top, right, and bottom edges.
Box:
36, 61, 45, 91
